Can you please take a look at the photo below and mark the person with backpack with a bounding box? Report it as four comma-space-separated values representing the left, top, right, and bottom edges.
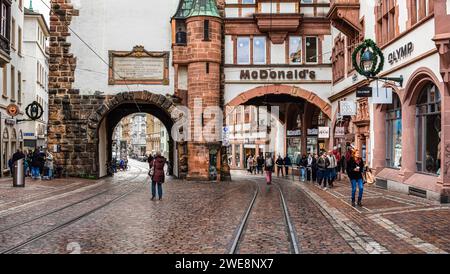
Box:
317, 152, 330, 189
347, 150, 365, 207
257, 155, 264, 174
264, 154, 274, 185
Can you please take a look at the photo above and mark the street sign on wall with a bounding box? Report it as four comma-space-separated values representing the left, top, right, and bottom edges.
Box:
356, 87, 373, 97
372, 87, 393, 104
335, 127, 345, 137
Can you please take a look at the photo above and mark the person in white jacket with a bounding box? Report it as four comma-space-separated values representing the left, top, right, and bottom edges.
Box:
327, 150, 337, 188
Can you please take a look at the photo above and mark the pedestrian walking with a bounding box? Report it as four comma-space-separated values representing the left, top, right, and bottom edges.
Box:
43, 151, 54, 180
283, 155, 291, 177
275, 155, 284, 177
257, 155, 264, 174
296, 154, 307, 182
317, 152, 330, 189
327, 150, 337, 188
247, 155, 254, 174
264, 154, 274, 185
149, 152, 166, 201
31, 150, 41, 179
306, 153, 315, 181
346, 150, 365, 207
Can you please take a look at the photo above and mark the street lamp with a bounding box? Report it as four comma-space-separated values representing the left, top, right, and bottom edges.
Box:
360, 49, 374, 77
352, 39, 404, 87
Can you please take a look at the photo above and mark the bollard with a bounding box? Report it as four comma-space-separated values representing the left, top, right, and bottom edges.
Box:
13, 158, 25, 187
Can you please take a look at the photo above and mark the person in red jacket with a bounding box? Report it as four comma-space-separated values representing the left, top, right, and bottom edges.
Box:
149, 152, 166, 201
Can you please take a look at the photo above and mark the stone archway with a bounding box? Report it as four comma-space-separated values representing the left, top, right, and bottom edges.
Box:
226, 85, 332, 119
86, 91, 185, 178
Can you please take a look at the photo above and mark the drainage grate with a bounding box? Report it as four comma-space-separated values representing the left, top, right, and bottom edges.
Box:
409, 187, 427, 198
376, 179, 388, 189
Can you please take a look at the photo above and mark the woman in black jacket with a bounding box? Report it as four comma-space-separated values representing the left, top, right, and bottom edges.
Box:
346, 150, 365, 207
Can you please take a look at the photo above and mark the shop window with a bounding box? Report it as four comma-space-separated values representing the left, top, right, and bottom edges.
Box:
237, 37, 250, 64
305, 36, 318, 64
3, 128, 8, 170
289, 36, 302, 64
416, 83, 441, 175
386, 93, 402, 169
253, 37, 266, 64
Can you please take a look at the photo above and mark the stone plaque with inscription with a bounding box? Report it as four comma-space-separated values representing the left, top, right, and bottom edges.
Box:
109, 46, 169, 85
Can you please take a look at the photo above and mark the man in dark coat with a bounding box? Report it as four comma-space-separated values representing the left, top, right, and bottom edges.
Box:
31, 150, 41, 179
149, 152, 166, 200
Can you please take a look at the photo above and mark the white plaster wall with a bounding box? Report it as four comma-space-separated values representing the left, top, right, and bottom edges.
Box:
322, 35, 333, 64
301, 7, 314, 16
447, 0, 450, 14
270, 42, 286, 64
178, 66, 188, 90
225, 35, 234, 64
69, 0, 179, 96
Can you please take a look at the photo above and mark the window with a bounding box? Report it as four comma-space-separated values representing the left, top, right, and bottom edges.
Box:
1, 3, 7, 37
10, 65, 14, 101
11, 17, 14, 48
410, 0, 433, 26
17, 70, 21, 104
332, 36, 345, 83
1, 64, 6, 97
416, 83, 441, 175
18, 26, 21, 54
305, 36, 318, 64
376, 0, 398, 45
237, 37, 250, 64
203, 20, 209, 41
242, 0, 255, 3
253, 37, 266, 64
386, 93, 402, 168
3, 128, 8, 170
289, 36, 302, 64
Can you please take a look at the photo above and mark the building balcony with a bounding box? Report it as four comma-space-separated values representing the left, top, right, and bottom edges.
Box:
327, 0, 361, 39
0, 35, 11, 65
254, 13, 303, 44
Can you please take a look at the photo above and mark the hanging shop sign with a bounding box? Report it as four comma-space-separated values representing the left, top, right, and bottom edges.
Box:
334, 127, 345, 137
240, 69, 316, 81
25, 101, 44, 121
287, 129, 301, 137
372, 87, 393, 104
356, 86, 373, 97
388, 42, 414, 65
318, 127, 330, 139
340, 101, 357, 116
307, 128, 318, 136
6, 104, 19, 117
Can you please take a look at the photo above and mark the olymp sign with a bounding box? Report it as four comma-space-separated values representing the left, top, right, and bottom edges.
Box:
388, 42, 414, 65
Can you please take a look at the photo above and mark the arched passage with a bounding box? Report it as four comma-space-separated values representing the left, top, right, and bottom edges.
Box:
225, 85, 332, 169
86, 91, 184, 178
227, 85, 332, 118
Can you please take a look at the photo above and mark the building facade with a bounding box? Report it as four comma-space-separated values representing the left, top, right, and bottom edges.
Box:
327, 0, 450, 202
0, 0, 26, 176
22, 7, 49, 151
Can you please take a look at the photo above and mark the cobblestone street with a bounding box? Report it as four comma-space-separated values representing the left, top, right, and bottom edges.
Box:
0, 160, 449, 254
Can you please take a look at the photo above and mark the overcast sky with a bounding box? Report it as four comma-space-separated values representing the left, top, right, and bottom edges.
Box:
29, 0, 51, 25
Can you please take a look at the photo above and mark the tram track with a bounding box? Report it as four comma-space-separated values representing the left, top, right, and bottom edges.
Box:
229, 177, 300, 254
0, 164, 149, 254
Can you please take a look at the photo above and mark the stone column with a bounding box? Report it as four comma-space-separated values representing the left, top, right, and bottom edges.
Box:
372, 106, 386, 174
400, 102, 416, 180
